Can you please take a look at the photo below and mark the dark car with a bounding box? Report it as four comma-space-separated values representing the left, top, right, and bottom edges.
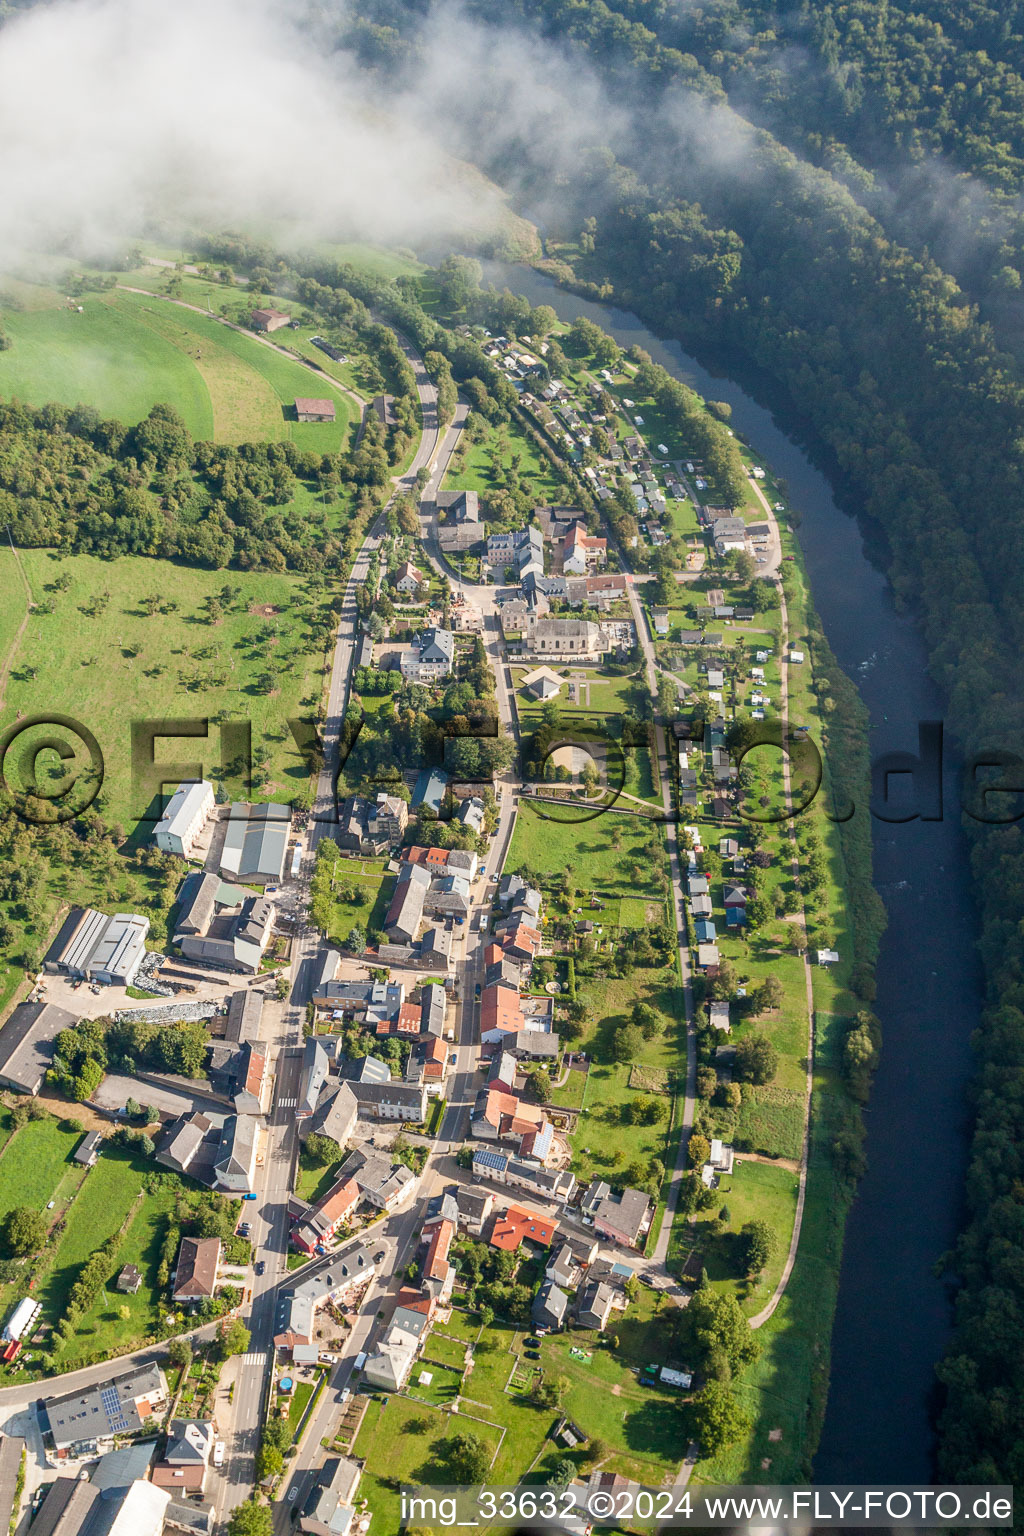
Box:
374, 1250, 386, 1263
254, 1260, 265, 1276
475, 983, 481, 998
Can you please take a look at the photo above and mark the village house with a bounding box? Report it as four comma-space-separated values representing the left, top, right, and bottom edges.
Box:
394, 561, 424, 595
171, 1237, 221, 1304
400, 626, 455, 683
562, 522, 607, 576
337, 792, 408, 855
581, 1180, 653, 1249
489, 1203, 559, 1252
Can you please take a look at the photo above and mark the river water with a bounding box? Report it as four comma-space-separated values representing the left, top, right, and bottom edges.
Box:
482, 261, 980, 1479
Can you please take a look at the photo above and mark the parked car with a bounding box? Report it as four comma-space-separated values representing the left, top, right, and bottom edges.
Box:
213, 1442, 225, 1468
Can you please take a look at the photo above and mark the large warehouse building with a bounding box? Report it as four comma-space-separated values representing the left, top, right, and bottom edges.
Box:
219, 803, 292, 885
43, 909, 150, 987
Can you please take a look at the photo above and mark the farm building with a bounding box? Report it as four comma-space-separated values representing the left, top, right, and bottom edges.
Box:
295, 397, 336, 423
153, 780, 214, 858
0, 1001, 77, 1095
250, 308, 290, 332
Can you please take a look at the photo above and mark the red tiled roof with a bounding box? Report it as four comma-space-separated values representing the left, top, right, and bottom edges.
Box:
397, 1002, 422, 1034
502, 922, 542, 957
489, 1204, 559, 1251
243, 1046, 266, 1097
314, 1177, 359, 1226
406, 846, 449, 868
503, 1101, 544, 1136
424, 1219, 454, 1279
481, 985, 525, 1035
395, 1287, 434, 1315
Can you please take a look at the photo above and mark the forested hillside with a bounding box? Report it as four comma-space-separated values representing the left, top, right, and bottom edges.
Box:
339, 0, 1024, 1490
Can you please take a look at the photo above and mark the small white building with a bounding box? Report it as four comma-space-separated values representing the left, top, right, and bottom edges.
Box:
3, 1296, 40, 1343
701, 1138, 735, 1187
154, 781, 214, 859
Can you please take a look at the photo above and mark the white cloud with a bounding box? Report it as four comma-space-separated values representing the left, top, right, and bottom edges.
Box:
0, 0, 504, 262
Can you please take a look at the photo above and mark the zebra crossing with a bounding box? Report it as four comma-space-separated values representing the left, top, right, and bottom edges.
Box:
239, 1351, 267, 1368
277, 1097, 297, 1108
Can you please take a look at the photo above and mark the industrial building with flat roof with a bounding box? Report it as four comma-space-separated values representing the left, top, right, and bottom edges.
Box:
219, 802, 292, 885
43, 909, 149, 987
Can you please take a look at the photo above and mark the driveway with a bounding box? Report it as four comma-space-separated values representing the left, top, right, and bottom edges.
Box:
91, 1074, 226, 1122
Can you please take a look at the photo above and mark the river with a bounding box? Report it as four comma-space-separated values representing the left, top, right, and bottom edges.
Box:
482, 260, 980, 1479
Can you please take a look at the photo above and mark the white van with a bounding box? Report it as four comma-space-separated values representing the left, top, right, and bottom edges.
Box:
353, 1351, 367, 1371
213, 1442, 225, 1468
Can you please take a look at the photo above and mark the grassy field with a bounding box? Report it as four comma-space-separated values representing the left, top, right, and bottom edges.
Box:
0, 1127, 189, 1376
352, 1394, 506, 1534
0, 1114, 81, 1217
37, 1153, 147, 1321
538, 1301, 688, 1482
286, 1379, 317, 1436
0, 550, 330, 830
50, 1178, 178, 1367
295, 1154, 345, 1205
692, 1159, 799, 1316
0, 301, 214, 435
736, 1084, 805, 1160
443, 416, 562, 507
317, 858, 395, 948
507, 802, 665, 900
113, 291, 357, 451
0, 284, 357, 450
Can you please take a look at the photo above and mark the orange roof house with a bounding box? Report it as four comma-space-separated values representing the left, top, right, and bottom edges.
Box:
406, 846, 450, 869
500, 922, 542, 961
422, 1036, 447, 1080
481, 985, 525, 1037
396, 1002, 422, 1035
489, 1204, 559, 1251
